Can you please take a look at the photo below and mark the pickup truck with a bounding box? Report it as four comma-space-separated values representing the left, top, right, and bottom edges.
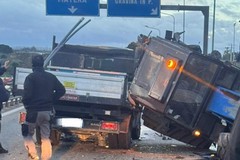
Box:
13, 41, 142, 149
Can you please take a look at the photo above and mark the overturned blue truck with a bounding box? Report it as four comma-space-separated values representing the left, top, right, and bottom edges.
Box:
129, 33, 240, 152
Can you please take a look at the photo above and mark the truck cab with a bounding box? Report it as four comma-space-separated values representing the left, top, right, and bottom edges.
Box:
129, 35, 240, 149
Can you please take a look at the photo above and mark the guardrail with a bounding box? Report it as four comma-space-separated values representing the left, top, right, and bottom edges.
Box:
2, 96, 22, 108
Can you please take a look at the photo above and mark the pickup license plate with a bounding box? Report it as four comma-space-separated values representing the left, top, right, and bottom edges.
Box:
57, 118, 83, 128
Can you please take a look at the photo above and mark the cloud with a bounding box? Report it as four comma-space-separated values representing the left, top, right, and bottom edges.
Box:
0, 0, 240, 54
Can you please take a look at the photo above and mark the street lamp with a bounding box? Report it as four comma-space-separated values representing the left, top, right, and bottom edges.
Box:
145, 25, 161, 36
161, 12, 175, 33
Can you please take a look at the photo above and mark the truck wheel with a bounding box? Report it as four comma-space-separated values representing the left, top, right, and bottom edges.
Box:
131, 125, 141, 140
50, 129, 61, 145
131, 112, 141, 140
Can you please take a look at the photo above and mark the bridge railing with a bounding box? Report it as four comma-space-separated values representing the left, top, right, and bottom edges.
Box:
2, 96, 22, 108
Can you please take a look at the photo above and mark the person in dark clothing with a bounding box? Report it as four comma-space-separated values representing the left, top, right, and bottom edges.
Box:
22, 55, 65, 160
0, 60, 10, 154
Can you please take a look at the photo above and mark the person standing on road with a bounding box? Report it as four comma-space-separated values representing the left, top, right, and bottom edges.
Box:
22, 55, 65, 160
0, 60, 10, 154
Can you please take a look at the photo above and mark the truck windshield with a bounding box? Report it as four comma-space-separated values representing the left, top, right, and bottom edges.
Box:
215, 67, 237, 89
167, 54, 218, 126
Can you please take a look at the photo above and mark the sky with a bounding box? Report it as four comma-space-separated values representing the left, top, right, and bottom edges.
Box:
0, 0, 240, 54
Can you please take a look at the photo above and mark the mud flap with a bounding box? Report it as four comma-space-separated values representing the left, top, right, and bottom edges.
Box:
108, 115, 132, 149
119, 115, 131, 134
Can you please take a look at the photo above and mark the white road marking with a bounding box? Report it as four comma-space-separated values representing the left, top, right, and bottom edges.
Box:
2, 106, 25, 117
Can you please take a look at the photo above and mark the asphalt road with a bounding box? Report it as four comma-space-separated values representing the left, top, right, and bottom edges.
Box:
0, 104, 210, 160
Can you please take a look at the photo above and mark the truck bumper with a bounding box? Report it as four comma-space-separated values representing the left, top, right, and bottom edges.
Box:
52, 117, 121, 134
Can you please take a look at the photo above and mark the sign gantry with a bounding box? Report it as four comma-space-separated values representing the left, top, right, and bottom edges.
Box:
46, 0, 160, 18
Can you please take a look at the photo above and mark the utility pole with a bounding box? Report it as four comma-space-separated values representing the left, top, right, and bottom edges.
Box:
233, 22, 236, 61
182, 0, 185, 42
212, 0, 216, 52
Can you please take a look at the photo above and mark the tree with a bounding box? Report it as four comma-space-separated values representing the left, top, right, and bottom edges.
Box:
222, 47, 231, 61
0, 44, 13, 54
236, 53, 240, 62
0, 54, 7, 59
127, 42, 137, 50
30, 46, 37, 52
210, 50, 222, 60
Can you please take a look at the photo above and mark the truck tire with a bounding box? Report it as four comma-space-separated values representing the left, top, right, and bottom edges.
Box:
131, 124, 141, 140
50, 129, 61, 145
131, 112, 141, 140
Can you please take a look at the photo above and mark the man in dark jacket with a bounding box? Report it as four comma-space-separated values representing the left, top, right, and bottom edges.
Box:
0, 60, 10, 154
22, 55, 65, 160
